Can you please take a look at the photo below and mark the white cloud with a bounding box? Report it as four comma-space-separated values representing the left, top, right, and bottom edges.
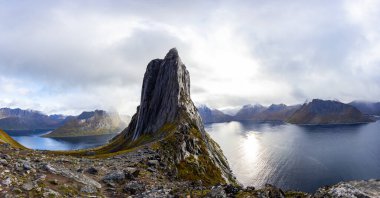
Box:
0, 0, 380, 115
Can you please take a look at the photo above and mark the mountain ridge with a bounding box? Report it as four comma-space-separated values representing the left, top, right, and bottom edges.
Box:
43, 110, 126, 137
0, 108, 67, 130
288, 99, 373, 124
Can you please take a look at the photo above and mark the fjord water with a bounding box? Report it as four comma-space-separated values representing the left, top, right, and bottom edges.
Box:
205, 120, 380, 192
6, 130, 116, 150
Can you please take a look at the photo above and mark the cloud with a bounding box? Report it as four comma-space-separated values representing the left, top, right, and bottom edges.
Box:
0, 0, 380, 114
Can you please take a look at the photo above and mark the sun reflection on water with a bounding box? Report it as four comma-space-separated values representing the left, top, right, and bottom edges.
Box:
241, 131, 261, 165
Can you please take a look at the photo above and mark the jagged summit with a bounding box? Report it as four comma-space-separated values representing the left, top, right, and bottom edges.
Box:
164, 47, 180, 59
128, 47, 193, 140
96, 48, 235, 185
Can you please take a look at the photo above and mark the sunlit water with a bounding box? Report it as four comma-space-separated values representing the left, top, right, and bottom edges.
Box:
6, 130, 116, 151
205, 120, 380, 192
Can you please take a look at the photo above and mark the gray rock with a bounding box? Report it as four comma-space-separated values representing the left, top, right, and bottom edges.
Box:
35, 174, 47, 182
125, 167, 140, 179
102, 170, 125, 183
81, 185, 97, 194
123, 181, 145, 195
2, 177, 12, 186
43, 188, 60, 197
42, 163, 56, 173
259, 184, 285, 198
0, 159, 8, 166
22, 182, 34, 191
0, 154, 11, 160
314, 180, 380, 198
147, 167, 156, 172
42, 163, 101, 189
147, 160, 159, 167
224, 184, 241, 195
86, 167, 98, 175
23, 161, 32, 170
208, 185, 227, 198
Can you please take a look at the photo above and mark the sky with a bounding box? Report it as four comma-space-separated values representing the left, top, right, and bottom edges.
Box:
0, 0, 380, 115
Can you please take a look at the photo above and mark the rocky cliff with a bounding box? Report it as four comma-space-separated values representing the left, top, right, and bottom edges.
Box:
92, 48, 235, 185
44, 110, 126, 137
288, 99, 374, 124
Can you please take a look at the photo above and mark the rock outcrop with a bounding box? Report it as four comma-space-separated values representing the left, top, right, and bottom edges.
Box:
44, 110, 126, 137
98, 48, 235, 185
314, 180, 380, 198
288, 99, 374, 125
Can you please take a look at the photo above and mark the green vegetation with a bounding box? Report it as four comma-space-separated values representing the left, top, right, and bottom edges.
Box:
0, 129, 28, 149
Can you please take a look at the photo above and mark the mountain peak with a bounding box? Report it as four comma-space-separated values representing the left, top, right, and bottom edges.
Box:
164, 47, 179, 59
99, 48, 235, 185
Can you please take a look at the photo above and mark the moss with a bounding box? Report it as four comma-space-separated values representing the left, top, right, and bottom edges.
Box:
58, 185, 78, 196
155, 124, 226, 186
177, 154, 225, 186
236, 191, 255, 198
184, 189, 211, 197
50, 123, 177, 158
285, 191, 310, 198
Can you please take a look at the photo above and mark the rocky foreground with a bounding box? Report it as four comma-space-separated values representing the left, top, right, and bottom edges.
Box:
1, 143, 380, 197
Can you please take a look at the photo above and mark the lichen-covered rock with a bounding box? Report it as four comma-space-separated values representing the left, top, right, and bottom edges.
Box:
102, 170, 126, 183
314, 180, 380, 198
123, 181, 146, 195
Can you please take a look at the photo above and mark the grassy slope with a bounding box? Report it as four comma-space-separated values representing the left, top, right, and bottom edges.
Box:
0, 129, 28, 149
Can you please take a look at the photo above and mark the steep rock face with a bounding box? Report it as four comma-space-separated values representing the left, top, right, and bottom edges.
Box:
197, 105, 233, 123
101, 48, 235, 185
44, 110, 126, 137
288, 99, 373, 124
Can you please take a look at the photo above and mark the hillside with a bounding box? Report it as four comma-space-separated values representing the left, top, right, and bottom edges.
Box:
288, 99, 374, 124
43, 110, 126, 137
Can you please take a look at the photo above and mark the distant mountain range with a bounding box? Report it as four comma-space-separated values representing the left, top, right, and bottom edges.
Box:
0, 108, 67, 130
0, 108, 130, 137
197, 105, 233, 124
43, 110, 127, 137
198, 99, 378, 125
288, 99, 373, 124
349, 101, 380, 116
